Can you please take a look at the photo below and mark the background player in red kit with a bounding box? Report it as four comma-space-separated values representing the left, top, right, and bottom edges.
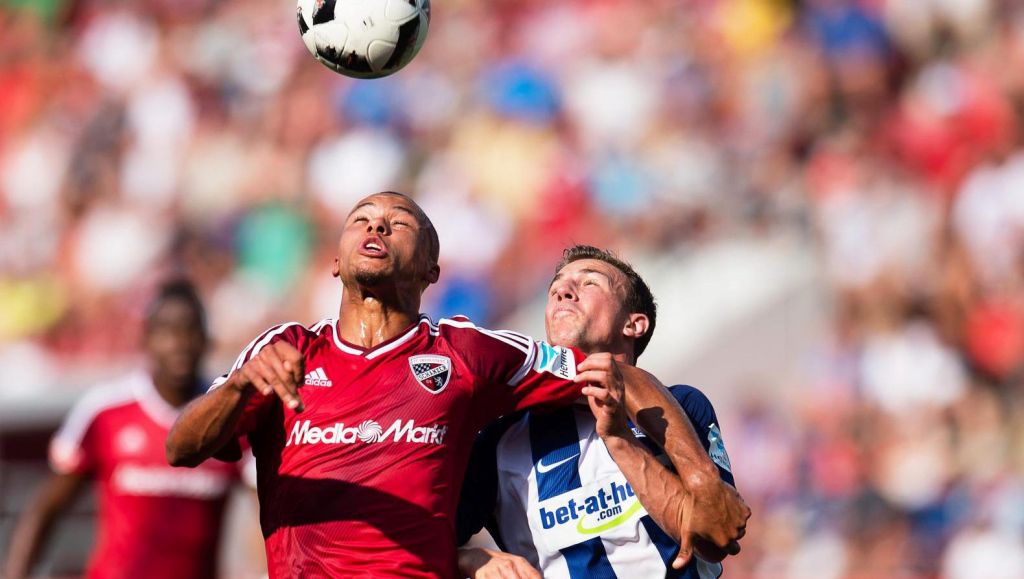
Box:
166, 191, 747, 578
3, 281, 243, 579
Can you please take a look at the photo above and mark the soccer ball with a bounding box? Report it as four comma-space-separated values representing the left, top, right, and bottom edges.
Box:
296, 0, 430, 79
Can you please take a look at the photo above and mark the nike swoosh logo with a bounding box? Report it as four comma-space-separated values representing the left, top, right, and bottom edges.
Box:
536, 454, 580, 474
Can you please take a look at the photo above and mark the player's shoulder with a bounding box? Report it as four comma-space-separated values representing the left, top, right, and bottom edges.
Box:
71, 375, 140, 419
265, 318, 334, 342
244, 318, 339, 353
58, 373, 141, 437
429, 315, 537, 354
431, 315, 533, 341
667, 384, 719, 427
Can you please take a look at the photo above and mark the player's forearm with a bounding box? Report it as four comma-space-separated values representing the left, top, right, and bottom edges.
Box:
4, 475, 83, 579
4, 508, 53, 579
601, 431, 690, 544
166, 377, 250, 467
620, 366, 750, 550
619, 366, 718, 484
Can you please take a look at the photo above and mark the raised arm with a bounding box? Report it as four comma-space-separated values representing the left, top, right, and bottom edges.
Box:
575, 355, 750, 564
166, 341, 304, 467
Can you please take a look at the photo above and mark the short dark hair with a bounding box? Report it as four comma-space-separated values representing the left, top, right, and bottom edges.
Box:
146, 278, 207, 334
553, 245, 658, 359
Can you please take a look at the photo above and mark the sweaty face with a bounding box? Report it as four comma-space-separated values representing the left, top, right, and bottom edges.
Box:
144, 299, 207, 389
545, 259, 631, 354
335, 193, 434, 290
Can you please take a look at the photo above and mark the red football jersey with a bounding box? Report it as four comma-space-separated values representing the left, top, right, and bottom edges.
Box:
49, 372, 240, 579
212, 315, 584, 578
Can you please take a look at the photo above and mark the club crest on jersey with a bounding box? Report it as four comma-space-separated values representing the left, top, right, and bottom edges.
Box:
408, 355, 452, 394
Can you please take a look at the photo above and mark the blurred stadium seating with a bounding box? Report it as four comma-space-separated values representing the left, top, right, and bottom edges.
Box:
3, 0, 1024, 576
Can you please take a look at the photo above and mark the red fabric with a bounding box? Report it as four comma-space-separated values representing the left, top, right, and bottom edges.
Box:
220, 316, 583, 578
965, 300, 1024, 379
49, 378, 238, 579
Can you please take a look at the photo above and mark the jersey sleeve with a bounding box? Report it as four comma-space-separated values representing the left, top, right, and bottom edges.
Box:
208, 322, 309, 437
440, 319, 584, 423
669, 385, 735, 487
48, 391, 112, 476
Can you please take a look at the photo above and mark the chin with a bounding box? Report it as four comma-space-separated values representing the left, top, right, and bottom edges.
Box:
548, 326, 584, 350
354, 268, 393, 287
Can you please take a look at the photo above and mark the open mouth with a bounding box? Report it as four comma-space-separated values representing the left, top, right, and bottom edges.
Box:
359, 237, 388, 258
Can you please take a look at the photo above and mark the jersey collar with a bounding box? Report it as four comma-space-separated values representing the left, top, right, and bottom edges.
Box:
331, 315, 432, 359
130, 371, 186, 429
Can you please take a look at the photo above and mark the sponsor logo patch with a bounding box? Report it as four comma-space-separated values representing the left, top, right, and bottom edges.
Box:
533, 474, 648, 551
536, 453, 580, 474
286, 419, 448, 446
304, 367, 333, 387
533, 343, 576, 380
409, 355, 452, 394
708, 423, 732, 473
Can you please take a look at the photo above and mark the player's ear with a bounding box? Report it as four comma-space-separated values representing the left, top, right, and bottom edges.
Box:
622, 313, 649, 341
331, 258, 341, 278
425, 262, 440, 285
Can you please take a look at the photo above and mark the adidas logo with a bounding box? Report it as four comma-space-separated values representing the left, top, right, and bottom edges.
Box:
304, 367, 332, 387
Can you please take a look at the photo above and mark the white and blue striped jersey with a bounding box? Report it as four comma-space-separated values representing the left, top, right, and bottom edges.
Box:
457, 385, 734, 579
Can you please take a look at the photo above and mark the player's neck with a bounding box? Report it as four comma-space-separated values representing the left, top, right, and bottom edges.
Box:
338, 287, 421, 348
579, 343, 635, 365
151, 372, 195, 408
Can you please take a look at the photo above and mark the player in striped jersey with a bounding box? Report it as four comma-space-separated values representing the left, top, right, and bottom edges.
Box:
456, 245, 749, 579
166, 193, 747, 578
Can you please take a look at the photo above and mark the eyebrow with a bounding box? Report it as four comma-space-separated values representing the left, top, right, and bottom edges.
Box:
350, 202, 421, 222
578, 268, 612, 282
549, 267, 613, 287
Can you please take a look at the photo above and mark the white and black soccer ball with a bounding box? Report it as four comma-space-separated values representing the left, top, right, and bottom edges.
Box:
297, 0, 430, 79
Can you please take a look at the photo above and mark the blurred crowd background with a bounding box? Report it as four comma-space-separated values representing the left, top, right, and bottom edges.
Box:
3, 0, 1024, 577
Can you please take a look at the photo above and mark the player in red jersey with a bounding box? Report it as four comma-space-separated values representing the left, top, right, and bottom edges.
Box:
166, 192, 747, 578
3, 281, 244, 579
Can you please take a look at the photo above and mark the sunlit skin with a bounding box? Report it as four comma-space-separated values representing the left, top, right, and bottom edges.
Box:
459, 258, 745, 576
330, 192, 440, 348
545, 258, 649, 364
165, 199, 750, 568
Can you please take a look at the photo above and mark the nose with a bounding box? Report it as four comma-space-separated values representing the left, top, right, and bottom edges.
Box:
551, 281, 577, 302
365, 216, 389, 235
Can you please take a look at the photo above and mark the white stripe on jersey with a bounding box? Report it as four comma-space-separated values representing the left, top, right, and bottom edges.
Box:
507, 345, 537, 387
50, 374, 139, 474
365, 319, 429, 359
493, 329, 533, 349
329, 319, 363, 355
309, 318, 332, 333
492, 405, 723, 579
210, 323, 302, 390
437, 319, 532, 356
436, 318, 539, 386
